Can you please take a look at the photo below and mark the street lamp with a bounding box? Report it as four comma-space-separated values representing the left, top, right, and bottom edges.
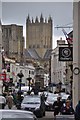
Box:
58, 81, 62, 93
69, 64, 73, 99
27, 70, 32, 95
17, 70, 24, 109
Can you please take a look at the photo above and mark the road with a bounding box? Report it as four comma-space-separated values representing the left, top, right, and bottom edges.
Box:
38, 111, 54, 120
5, 105, 54, 119
4, 105, 74, 120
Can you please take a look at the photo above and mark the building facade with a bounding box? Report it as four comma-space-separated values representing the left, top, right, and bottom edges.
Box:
51, 38, 72, 93
73, 1, 80, 108
25, 14, 52, 69
2, 24, 24, 63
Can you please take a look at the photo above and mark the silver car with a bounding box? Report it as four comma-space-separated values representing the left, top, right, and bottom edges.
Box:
21, 95, 40, 112
0, 109, 37, 120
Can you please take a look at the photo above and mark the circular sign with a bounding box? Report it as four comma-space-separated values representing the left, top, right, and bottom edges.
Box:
73, 67, 80, 75
62, 48, 71, 58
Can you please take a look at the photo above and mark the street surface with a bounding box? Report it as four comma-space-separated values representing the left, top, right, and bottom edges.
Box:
4, 105, 75, 120
5, 104, 54, 119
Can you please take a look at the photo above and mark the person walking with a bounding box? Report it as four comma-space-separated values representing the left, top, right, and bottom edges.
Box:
53, 96, 63, 117
75, 100, 80, 120
0, 95, 6, 109
60, 99, 74, 115
40, 92, 46, 116
6, 93, 13, 109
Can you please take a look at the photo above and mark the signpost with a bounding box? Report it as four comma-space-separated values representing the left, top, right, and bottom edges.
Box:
0, 71, 6, 81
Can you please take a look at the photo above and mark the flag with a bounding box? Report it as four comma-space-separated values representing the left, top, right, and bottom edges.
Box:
62, 29, 73, 46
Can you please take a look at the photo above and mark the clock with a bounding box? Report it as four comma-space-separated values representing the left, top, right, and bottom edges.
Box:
73, 67, 80, 75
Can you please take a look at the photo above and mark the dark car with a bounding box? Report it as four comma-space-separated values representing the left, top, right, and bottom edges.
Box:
0, 109, 37, 120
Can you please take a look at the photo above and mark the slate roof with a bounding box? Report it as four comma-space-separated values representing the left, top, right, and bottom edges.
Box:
24, 48, 52, 60
43, 49, 52, 60
24, 48, 41, 60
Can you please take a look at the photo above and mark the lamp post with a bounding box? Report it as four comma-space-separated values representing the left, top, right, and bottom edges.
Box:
27, 70, 32, 95
69, 64, 73, 99
58, 81, 62, 93
17, 70, 24, 109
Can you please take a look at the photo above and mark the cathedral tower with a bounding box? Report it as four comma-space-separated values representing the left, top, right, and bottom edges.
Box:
26, 14, 53, 59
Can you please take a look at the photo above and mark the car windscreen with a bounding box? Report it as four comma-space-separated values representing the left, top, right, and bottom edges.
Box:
22, 96, 40, 104
0, 110, 37, 120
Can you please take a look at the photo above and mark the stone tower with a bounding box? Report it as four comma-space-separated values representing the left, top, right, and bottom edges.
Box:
2, 24, 24, 63
26, 14, 53, 59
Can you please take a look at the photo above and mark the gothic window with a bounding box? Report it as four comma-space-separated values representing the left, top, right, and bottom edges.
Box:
44, 45, 46, 48
29, 45, 31, 48
37, 44, 40, 48
33, 45, 35, 48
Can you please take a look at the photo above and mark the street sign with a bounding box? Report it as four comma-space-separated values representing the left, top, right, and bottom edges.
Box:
0, 73, 6, 81
59, 47, 73, 61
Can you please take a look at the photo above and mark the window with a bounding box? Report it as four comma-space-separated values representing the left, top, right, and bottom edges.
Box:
33, 45, 35, 48
37, 45, 40, 48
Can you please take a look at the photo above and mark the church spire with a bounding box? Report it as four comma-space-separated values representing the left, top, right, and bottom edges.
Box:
48, 15, 52, 23
32, 17, 34, 23
0, 19, 2, 32
26, 14, 31, 23
45, 18, 47, 23
35, 16, 39, 23
40, 13, 44, 23
0, 19, 1, 25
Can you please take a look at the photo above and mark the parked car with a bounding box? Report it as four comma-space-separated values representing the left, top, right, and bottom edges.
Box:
45, 93, 58, 111
45, 92, 71, 111
60, 93, 71, 103
21, 95, 40, 112
0, 109, 37, 120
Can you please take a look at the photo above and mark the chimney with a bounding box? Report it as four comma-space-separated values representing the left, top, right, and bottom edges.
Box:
57, 37, 65, 46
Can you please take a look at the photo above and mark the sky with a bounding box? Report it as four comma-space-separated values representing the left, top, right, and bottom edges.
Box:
1, 2, 73, 48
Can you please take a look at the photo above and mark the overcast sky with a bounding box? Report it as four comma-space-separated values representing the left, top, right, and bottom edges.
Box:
2, 2, 73, 48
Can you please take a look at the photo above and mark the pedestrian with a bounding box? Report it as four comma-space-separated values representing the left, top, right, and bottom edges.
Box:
40, 92, 46, 116
33, 92, 45, 118
60, 99, 74, 115
53, 96, 63, 117
12, 90, 17, 105
0, 95, 6, 109
6, 93, 13, 109
75, 100, 80, 120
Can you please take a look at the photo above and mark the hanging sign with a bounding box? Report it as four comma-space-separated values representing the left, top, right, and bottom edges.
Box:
59, 47, 73, 61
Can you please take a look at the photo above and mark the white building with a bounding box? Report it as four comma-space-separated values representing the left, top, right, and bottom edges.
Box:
51, 38, 72, 92
3, 57, 35, 87
51, 38, 66, 84
10, 63, 35, 87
